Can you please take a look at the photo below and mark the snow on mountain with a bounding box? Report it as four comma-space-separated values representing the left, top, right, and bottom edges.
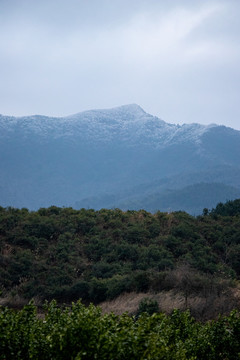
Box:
0, 104, 218, 147
0, 104, 239, 211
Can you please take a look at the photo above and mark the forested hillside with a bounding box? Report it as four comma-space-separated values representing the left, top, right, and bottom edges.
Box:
1, 200, 240, 318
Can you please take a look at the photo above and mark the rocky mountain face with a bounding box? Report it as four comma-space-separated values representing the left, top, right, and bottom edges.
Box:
0, 104, 240, 213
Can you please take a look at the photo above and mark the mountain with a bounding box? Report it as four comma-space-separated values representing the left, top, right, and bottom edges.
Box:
0, 104, 240, 213
113, 183, 240, 215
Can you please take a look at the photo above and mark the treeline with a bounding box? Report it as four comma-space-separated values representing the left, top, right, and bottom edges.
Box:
0, 200, 240, 308
1, 300, 240, 359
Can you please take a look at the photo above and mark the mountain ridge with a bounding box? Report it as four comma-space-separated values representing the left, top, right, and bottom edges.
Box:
0, 104, 221, 146
0, 104, 240, 212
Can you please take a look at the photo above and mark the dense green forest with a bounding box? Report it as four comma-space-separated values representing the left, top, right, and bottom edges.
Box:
1, 199, 240, 316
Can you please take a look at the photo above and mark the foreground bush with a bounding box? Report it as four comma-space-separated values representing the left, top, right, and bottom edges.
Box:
0, 301, 240, 359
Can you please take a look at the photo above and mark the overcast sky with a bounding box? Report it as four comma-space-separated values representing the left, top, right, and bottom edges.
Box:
1, 0, 240, 129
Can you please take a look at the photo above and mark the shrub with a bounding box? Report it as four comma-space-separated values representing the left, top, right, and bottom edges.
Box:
136, 297, 160, 317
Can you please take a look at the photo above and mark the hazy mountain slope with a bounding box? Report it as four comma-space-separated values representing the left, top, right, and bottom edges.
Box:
0, 104, 240, 210
75, 165, 240, 214
115, 183, 240, 215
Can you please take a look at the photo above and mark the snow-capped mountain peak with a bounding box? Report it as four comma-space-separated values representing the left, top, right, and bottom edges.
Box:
0, 104, 221, 146
0, 104, 239, 211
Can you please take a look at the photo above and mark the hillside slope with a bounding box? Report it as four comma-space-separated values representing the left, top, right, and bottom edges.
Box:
1, 202, 240, 310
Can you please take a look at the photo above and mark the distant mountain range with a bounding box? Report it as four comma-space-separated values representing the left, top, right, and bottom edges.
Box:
1, 104, 240, 214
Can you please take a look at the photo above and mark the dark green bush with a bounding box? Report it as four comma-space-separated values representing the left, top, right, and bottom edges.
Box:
136, 297, 159, 317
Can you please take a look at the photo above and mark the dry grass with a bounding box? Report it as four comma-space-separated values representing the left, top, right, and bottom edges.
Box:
99, 288, 240, 320
1, 285, 240, 321
0, 294, 29, 309
99, 291, 188, 316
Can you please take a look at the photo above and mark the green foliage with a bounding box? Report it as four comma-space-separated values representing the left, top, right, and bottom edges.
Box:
1, 301, 240, 359
136, 297, 159, 317
211, 199, 240, 216
1, 202, 240, 306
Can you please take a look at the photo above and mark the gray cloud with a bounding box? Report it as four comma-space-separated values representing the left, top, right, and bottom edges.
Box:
0, 0, 240, 129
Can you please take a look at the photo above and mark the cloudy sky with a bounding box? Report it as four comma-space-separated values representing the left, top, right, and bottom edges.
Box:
1, 0, 240, 129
